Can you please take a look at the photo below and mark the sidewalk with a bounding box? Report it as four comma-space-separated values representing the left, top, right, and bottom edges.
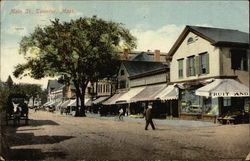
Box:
86, 113, 219, 127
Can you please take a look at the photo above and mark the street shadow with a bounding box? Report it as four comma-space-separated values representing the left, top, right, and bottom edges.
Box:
154, 128, 172, 131
29, 119, 60, 126
6, 119, 59, 127
8, 132, 74, 146
16, 128, 44, 131
9, 149, 67, 160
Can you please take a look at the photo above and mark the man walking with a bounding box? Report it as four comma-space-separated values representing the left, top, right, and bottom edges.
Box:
144, 103, 155, 130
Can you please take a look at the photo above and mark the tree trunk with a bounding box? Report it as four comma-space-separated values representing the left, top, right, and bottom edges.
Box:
73, 80, 82, 117
79, 86, 86, 117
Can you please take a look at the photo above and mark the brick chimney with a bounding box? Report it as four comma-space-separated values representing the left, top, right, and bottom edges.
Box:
123, 49, 129, 60
154, 50, 160, 62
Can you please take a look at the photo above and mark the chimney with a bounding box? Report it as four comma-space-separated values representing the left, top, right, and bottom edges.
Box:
123, 49, 129, 60
154, 50, 160, 62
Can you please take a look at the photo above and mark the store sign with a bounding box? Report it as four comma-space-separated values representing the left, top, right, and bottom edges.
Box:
212, 92, 249, 97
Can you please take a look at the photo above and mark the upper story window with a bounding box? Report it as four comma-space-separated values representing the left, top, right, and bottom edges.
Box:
178, 59, 184, 78
119, 80, 126, 89
106, 84, 109, 93
120, 70, 125, 76
103, 84, 106, 93
187, 37, 194, 44
231, 49, 248, 71
198, 53, 209, 75
187, 56, 195, 77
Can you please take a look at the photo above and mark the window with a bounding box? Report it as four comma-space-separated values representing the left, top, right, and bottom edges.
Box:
100, 84, 102, 93
181, 90, 202, 114
119, 80, 126, 89
178, 59, 184, 78
223, 97, 231, 107
120, 70, 125, 76
187, 56, 195, 76
187, 37, 194, 44
106, 84, 109, 93
231, 49, 248, 71
103, 84, 106, 93
198, 53, 209, 74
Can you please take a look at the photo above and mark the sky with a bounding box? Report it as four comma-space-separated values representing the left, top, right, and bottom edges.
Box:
1, 0, 249, 88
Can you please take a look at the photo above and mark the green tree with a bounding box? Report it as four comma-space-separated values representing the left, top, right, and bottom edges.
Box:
13, 16, 136, 116
18, 84, 43, 106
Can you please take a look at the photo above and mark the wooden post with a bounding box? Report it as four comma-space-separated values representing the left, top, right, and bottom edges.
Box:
170, 101, 173, 119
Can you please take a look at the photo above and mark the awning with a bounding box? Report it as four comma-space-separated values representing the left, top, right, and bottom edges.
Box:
115, 87, 145, 104
51, 101, 62, 107
43, 102, 51, 106
59, 100, 71, 108
155, 85, 179, 100
102, 92, 126, 105
195, 79, 249, 98
85, 99, 92, 106
93, 96, 110, 105
68, 98, 90, 106
43, 101, 54, 106
131, 84, 165, 102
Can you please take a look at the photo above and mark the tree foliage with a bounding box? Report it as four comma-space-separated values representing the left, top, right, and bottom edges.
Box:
13, 16, 136, 116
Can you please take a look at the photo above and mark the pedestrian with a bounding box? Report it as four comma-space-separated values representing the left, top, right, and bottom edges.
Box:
118, 107, 124, 120
144, 103, 155, 130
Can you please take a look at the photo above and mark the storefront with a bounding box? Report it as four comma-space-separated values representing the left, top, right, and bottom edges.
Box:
101, 92, 126, 115
155, 84, 179, 118
194, 79, 249, 123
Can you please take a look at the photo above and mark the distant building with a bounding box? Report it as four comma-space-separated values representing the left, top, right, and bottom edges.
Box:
86, 50, 168, 108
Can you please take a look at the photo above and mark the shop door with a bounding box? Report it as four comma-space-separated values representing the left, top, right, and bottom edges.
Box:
171, 100, 179, 117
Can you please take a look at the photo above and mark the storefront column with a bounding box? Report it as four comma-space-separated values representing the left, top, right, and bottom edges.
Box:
218, 97, 223, 116
128, 103, 131, 115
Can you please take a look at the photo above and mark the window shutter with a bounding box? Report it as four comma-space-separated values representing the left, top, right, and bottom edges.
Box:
195, 55, 200, 75
186, 59, 189, 77
206, 54, 210, 74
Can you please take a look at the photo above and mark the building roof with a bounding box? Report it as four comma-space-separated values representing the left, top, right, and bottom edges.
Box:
129, 52, 154, 61
51, 84, 65, 92
47, 80, 63, 90
189, 26, 249, 44
168, 25, 249, 57
122, 61, 167, 77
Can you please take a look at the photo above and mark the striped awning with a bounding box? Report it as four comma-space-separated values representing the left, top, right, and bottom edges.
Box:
115, 87, 145, 104
155, 85, 179, 100
131, 84, 165, 102
102, 92, 126, 105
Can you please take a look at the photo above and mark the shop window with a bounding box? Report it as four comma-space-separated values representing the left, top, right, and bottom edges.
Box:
181, 90, 202, 114
231, 49, 248, 71
119, 80, 126, 89
223, 97, 231, 107
203, 97, 219, 116
187, 56, 195, 76
178, 59, 184, 78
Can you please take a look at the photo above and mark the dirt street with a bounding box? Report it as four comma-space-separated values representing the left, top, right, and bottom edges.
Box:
4, 110, 250, 160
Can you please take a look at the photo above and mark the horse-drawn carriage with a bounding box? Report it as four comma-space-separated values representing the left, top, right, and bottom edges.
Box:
6, 94, 29, 126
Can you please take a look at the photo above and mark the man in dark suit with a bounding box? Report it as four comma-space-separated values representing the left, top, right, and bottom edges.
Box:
144, 103, 155, 130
